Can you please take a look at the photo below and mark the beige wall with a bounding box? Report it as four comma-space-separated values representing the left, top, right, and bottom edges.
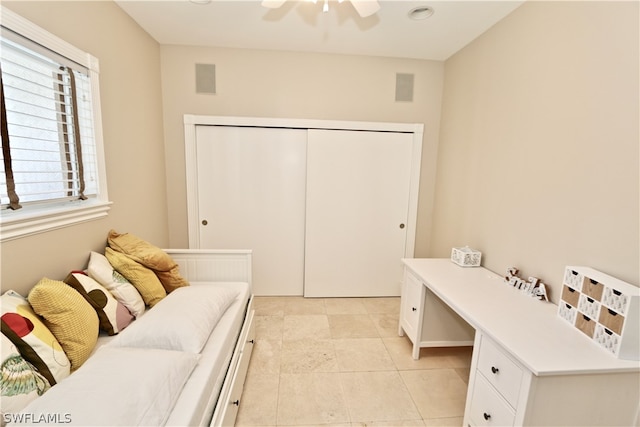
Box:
1, 1, 168, 296
3, 1, 637, 302
432, 0, 639, 301
160, 45, 444, 253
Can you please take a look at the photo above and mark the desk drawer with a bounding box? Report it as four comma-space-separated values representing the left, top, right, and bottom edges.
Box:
477, 336, 523, 408
469, 372, 515, 426
401, 270, 423, 337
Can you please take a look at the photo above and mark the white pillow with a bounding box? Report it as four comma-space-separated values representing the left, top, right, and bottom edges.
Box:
109, 285, 239, 353
87, 251, 145, 318
11, 347, 199, 426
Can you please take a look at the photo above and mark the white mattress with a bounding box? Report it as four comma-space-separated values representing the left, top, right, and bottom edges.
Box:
91, 281, 250, 426
165, 281, 251, 427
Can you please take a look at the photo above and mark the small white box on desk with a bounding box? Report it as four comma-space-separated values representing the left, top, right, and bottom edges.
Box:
451, 246, 482, 267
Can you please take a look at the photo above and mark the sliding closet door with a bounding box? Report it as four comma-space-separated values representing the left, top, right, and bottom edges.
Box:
304, 129, 414, 297
195, 125, 307, 295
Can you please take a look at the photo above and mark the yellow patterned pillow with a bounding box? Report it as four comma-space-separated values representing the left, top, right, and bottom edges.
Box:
27, 278, 99, 371
105, 248, 166, 307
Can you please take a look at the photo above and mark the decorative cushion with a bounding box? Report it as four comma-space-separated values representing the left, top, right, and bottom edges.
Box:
27, 278, 99, 371
14, 347, 199, 426
0, 290, 70, 385
155, 267, 190, 293
0, 333, 51, 416
64, 271, 134, 335
105, 248, 166, 307
107, 229, 176, 271
110, 285, 239, 353
87, 251, 145, 318
107, 230, 189, 293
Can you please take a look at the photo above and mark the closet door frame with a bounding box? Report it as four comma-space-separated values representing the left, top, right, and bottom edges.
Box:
183, 115, 423, 259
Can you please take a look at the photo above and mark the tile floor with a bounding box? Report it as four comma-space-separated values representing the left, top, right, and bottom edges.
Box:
235, 296, 473, 427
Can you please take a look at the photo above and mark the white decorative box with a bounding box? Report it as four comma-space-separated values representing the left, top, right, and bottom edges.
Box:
558, 266, 639, 360
451, 246, 482, 267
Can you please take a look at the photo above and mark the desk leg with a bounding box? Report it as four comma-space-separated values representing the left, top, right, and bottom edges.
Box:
412, 343, 420, 360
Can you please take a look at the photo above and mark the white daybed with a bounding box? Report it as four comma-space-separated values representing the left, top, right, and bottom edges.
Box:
7, 249, 255, 427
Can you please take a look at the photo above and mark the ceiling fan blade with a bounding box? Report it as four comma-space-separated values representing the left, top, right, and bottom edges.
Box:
261, 0, 288, 8
349, 0, 380, 17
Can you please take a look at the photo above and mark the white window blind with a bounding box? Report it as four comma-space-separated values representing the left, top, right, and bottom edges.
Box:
0, 6, 110, 242
1, 29, 98, 208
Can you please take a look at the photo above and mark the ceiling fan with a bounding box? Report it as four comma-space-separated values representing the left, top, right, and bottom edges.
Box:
261, 0, 381, 18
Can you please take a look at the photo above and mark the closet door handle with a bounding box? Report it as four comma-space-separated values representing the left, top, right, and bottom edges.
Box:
399, 223, 405, 229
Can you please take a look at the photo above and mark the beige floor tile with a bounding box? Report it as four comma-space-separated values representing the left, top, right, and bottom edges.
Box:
369, 313, 400, 338
353, 420, 425, 426
249, 339, 282, 375
283, 315, 331, 341
454, 367, 470, 384
423, 417, 464, 426
283, 297, 326, 315
328, 314, 380, 339
443, 346, 473, 368
236, 372, 280, 426
340, 371, 421, 423
400, 369, 468, 419
277, 373, 350, 426
325, 298, 369, 314
239, 296, 472, 426
360, 297, 400, 314
334, 338, 396, 372
384, 337, 452, 370
253, 296, 287, 316
280, 339, 339, 373
255, 315, 284, 340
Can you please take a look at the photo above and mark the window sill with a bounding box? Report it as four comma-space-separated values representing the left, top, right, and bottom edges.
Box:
0, 200, 112, 242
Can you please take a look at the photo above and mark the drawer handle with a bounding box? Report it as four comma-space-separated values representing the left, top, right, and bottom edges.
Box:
567, 287, 576, 293
232, 400, 240, 406
608, 309, 617, 316
587, 297, 594, 303
483, 412, 491, 421
565, 303, 572, 309
604, 328, 613, 336
612, 289, 622, 296
491, 366, 499, 374
589, 279, 598, 285
571, 270, 578, 276
582, 314, 591, 321
412, 307, 417, 312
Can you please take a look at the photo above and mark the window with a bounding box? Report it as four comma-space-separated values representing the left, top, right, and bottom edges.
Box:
0, 7, 110, 241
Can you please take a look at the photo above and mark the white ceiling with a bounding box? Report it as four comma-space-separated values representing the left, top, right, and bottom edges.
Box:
115, 0, 525, 61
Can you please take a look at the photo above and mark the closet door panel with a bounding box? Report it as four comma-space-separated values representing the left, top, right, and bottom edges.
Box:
195, 125, 307, 295
304, 129, 414, 297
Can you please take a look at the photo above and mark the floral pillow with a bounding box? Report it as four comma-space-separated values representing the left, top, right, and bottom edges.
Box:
64, 272, 134, 335
87, 251, 145, 318
0, 290, 70, 386
0, 333, 51, 417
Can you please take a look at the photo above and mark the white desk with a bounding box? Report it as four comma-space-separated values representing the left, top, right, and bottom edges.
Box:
399, 258, 640, 426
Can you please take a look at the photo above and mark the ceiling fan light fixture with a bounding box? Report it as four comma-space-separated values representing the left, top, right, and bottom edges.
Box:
350, 0, 381, 18
263, 0, 379, 18
409, 5, 434, 20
